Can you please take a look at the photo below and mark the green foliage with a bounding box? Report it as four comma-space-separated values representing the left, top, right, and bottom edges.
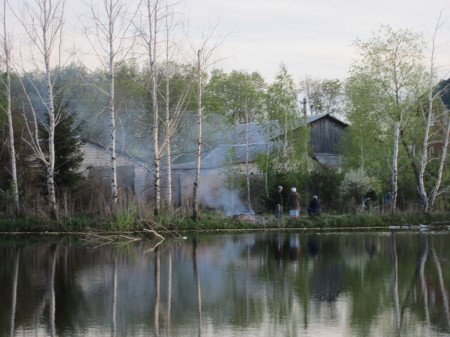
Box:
339, 168, 378, 212
343, 25, 428, 205
112, 204, 138, 231
203, 69, 266, 123
306, 166, 343, 209
266, 63, 299, 121
339, 168, 372, 199
39, 100, 85, 195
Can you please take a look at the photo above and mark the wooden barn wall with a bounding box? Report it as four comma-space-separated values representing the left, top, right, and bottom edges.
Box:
309, 118, 345, 154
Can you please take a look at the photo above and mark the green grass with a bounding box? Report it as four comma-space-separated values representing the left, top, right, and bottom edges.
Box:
284, 212, 450, 229
0, 210, 448, 233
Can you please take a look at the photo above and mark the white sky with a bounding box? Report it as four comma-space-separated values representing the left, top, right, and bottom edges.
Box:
7, 0, 450, 83
183, 0, 450, 82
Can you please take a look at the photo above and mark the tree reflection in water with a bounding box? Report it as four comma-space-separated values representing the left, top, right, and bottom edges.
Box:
0, 232, 449, 337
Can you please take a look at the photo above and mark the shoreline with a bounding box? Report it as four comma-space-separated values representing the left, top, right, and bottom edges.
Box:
0, 211, 448, 236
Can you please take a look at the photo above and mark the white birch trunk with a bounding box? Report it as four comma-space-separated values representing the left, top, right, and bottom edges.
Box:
192, 49, 202, 220
86, 0, 138, 209
416, 25, 450, 215
417, 94, 433, 214
428, 118, 450, 211
108, 0, 118, 207
41, 0, 59, 218
245, 108, 251, 213
1, 1, 19, 215
391, 121, 400, 214
164, 12, 172, 211
265, 144, 269, 199
16, 0, 61, 217
147, 0, 161, 216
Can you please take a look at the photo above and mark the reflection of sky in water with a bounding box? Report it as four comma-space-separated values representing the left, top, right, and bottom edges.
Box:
2, 231, 450, 337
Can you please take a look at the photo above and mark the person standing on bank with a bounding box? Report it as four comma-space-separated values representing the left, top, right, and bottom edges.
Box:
307, 195, 321, 216
287, 187, 301, 218
275, 186, 283, 219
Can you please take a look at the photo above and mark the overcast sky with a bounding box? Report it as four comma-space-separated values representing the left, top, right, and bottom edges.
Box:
7, 0, 450, 84
183, 0, 450, 82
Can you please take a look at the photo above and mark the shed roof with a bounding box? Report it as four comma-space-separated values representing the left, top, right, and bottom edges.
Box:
216, 113, 347, 146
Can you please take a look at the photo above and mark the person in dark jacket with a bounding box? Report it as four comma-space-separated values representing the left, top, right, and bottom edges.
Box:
307, 195, 321, 216
287, 187, 301, 218
274, 186, 283, 219
363, 187, 377, 210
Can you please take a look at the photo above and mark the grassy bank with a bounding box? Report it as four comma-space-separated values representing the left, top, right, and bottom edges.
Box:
0, 210, 449, 234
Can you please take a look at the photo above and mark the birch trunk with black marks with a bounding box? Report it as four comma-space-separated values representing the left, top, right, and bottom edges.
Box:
146, 0, 161, 216
391, 121, 400, 214
85, 0, 139, 209
192, 49, 202, 221
1, 1, 19, 215
108, 0, 119, 207
416, 22, 450, 215
18, 0, 65, 218
164, 9, 172, 211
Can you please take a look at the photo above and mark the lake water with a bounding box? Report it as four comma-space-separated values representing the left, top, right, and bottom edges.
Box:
1, 230, 450, 337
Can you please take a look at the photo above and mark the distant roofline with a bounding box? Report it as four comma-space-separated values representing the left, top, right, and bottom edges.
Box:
307, 113, 349, 127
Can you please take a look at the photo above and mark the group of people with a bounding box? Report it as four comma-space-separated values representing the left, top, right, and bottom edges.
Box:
275, 185, 394, 218
274, 185, 321, 219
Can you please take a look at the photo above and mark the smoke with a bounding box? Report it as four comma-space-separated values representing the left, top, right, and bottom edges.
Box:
199, 183, 252, 216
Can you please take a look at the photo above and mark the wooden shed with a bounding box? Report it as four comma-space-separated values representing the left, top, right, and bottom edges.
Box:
307, 114, 348, 166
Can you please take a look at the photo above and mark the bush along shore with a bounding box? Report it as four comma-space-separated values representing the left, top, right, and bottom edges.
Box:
0, 210, 449, 234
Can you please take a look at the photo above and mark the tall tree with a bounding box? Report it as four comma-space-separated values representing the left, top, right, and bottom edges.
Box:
0, 0, 19, 215
203, 69, 266, 211
267, 63, 299, 153
260, 64, 309, 198
190, 26, 224, 221
410, 20, 450, 214
16, 0, 67, 218
347, 25, 427, 213
138, 1, 194, 215
40, 100, 84, 195
192, 49, 203, 220
85, 0, 137, 209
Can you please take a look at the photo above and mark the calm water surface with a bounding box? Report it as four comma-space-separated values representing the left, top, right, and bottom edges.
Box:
1, 230, 450, 337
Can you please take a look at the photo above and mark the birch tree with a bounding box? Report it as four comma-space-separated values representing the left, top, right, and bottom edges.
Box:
15, 0, 67, 218
348, 25, 426, 214
163, 5, 173, 211
0, 0, 19, 215
192, 48, 202, 220
411, 19, 450, 214
85, 0, 137, 209
267, 63, 299, 154
145, 0, 162, 216
137, 0, 194, 216
191, 31, 224, 220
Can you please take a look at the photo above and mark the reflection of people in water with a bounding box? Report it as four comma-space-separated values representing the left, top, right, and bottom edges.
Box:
307, 237, 320, 257
272, 233, 301, 263
289, 234, 300, 261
